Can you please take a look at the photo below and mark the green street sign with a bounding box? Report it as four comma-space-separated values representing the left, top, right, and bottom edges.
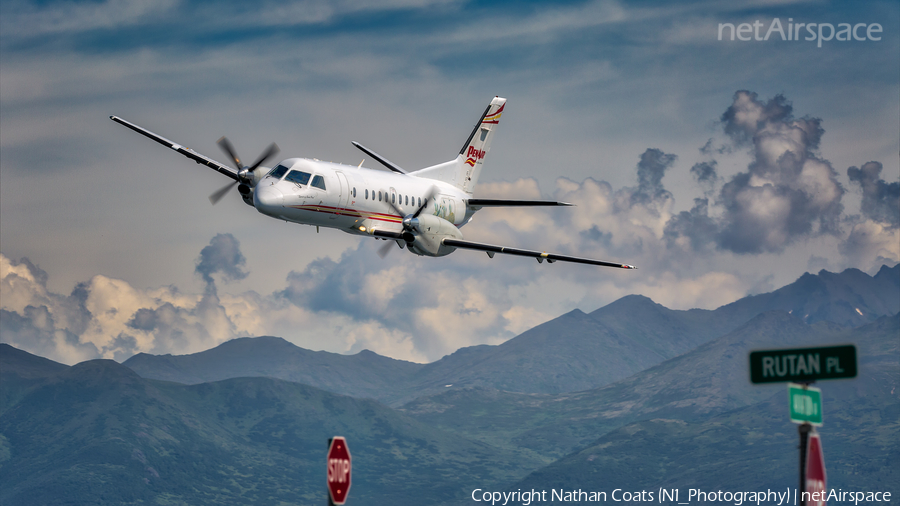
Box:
788, 383, 823, 425
749, 344, 857, 384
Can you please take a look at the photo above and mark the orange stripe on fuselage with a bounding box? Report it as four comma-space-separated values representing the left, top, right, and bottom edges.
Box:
288, 204, 403, 223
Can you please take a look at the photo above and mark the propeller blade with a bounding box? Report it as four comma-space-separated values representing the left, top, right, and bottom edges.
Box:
386, 194, 405, 219
377, 240, 395, 258
412, 186, 438, 219
208, 180, 239, 205
247, 143, 280, 172
217, 136, 243, 171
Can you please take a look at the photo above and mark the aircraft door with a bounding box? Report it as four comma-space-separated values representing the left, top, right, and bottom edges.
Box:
440, 196, 457, 223
334, 171, 350, 216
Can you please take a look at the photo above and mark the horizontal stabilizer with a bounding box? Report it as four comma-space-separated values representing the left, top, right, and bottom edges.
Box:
442, 238, 637, 269
467, 199, 572, 208
352, 141, 408, 175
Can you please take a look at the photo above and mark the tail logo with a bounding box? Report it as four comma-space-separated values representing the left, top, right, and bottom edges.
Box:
465, 146, 486, 166
482, 102, 505, 125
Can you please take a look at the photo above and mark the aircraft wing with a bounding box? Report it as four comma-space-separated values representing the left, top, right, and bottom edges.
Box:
466, 199, 572, 208
371, 229, 405, 240
352, 141, 408, 175
442, 238, 636, 269
110, 116, 239, 181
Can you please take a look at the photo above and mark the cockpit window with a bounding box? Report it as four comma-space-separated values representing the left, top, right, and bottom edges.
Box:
284, 170, 311, 186
311, 175, 326, 191
268, 164, 289, 180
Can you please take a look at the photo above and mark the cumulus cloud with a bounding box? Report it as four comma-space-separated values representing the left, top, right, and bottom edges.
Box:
847, 161, 900, 228
0, 252, 264, 364
195, 233, 250, 287
631, 148, 676, 207
663, 90, 847, 255
663, 198, 718, 253
277, 247, 519, 361
716, 91, 844, 253
690, 160, 719, 195
837, 161, 900, 270
839, 221, 900, 270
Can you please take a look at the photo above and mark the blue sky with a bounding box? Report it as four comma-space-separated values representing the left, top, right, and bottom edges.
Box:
1, 0, 898, 364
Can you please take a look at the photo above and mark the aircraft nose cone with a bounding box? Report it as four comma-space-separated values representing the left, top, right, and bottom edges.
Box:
254, 185, 284, 210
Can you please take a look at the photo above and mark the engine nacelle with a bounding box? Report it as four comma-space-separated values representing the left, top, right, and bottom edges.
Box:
407, 214, 463, 257
240, 185, 255, 207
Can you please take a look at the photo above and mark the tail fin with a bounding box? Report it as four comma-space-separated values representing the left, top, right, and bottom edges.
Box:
411, 97, 506, 195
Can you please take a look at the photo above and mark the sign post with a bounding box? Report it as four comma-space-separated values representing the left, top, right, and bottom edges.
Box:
749, 344, 854, 506
327, 437, 351, 505
798, 423, 811, 506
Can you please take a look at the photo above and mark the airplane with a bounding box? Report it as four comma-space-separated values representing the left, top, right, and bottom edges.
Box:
110, 97, 636, 269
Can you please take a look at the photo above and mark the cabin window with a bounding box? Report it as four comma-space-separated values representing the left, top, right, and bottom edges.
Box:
418, 197, 421, 207
405, 195, 409, 206
268, 164, 289, 180
283, 170, 311, 186
311, 175, 326, 191
352, 187, 356, 198
378, 191, 382, 201
392, 193, 395, 204
365, 189, 369, 200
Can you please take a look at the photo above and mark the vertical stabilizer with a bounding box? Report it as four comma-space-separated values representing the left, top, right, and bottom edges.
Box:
411, 97, 506, 195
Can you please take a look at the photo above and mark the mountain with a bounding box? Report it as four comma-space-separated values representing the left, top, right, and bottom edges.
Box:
402, 308, 668, 396
121, 266, 900, 405
714, 264, 899, 328
124, 335, 424, 401
2, 266, 898, 505
0, 348, 538, 506
400, 312, 892, 459
509, 314, 900, 493
0, 343, 69, 417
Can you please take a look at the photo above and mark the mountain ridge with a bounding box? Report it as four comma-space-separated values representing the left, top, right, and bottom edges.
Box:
0, 354, 537, 505
2, 266, 897, 505
121, 265, 899, 405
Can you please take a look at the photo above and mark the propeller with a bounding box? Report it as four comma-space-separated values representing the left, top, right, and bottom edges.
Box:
377, 239, 399, 259
378, 186, 438, 258
208, 137, 280, 205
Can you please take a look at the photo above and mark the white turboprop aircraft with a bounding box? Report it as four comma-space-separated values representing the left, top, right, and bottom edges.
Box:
111, 97, 636, 269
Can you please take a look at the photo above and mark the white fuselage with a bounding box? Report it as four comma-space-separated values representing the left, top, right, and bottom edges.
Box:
111, 96, 637, 270
252, 157, 472, 255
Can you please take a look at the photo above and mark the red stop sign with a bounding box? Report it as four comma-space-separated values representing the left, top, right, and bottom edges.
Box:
327, 437, 351, 505
805, 432, 827, 506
